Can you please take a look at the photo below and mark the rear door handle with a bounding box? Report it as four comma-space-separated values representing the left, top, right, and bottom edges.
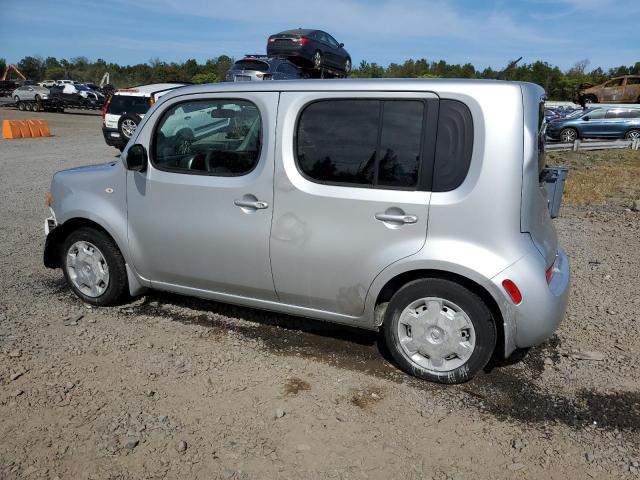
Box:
234, 199, 269, 209
374, 213, 418, 224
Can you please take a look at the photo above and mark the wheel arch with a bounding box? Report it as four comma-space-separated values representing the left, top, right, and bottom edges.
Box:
44, 217, 120, 269
373, 268, 508, 361
44, 216, 147, 296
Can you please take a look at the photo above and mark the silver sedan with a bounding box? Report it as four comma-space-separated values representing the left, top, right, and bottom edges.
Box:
11, 85, 50, 102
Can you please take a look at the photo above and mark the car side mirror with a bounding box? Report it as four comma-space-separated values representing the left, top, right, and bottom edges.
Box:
125, 144, 147, 172
339, 42, 344, 48
583, 116, 590, 121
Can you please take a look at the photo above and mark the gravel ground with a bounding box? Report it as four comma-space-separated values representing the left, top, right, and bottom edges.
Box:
0, 108, 639, 479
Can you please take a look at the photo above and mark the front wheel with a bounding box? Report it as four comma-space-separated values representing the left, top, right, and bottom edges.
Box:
344, 58, 352, 74
383, 278, 496, 384
625, 129, 640, 141
62, 227, 129, 306
559, 128, 578, 143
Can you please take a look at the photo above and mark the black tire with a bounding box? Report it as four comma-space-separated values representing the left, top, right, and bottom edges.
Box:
118, 113, 141, 140
35, 94, 41, 102
61, 227, 129, 306
559, 127, 578, 143
344, 57, 352, 74
313, 50, 323, 70
625, 129, 640, 141
383, 278, 496, 384
32, 102, 40, 112
18, 102, 25, 111
13, 95, 19, 103
25, 102, 33, 112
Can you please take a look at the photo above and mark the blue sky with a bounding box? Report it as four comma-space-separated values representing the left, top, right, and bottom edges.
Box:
1, 0, 638, 70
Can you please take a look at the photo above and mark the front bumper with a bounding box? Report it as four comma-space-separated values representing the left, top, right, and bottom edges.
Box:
492, 248, 570, 350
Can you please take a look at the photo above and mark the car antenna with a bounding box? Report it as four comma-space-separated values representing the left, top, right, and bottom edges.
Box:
497, 56, 522, 80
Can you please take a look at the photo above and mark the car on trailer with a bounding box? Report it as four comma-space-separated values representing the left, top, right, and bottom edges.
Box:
267, 28, 351, 76
225, 56, 308, 82
11, 84, 50, 103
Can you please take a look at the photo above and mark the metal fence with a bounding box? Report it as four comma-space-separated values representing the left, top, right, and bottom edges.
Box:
545, 138, 640, 152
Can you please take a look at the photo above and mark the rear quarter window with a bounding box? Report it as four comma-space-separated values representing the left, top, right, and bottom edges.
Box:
432, 100, 474, 192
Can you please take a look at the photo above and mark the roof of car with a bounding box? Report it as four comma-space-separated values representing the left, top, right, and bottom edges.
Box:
156, 78, 541, 102
115, 83, 187, 96
275, 28, 317, 35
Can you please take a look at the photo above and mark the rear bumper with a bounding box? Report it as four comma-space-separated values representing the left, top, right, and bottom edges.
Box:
492, 248, 570, 350
102, 127, 126, 149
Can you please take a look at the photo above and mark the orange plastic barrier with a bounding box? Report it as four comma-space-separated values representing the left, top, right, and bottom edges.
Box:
2, 119, 51, 139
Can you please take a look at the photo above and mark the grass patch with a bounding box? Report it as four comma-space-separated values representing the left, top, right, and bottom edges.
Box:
545, 149, 640, 206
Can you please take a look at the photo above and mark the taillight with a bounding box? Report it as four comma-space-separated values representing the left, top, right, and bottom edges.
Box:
294, 37, 310, 45
502, 279, 522, 305
268, 37, 275, 43
546, 255, 558, 284
102, 95, 112, 127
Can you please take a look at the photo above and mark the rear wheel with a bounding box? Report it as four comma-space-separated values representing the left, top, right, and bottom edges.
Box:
62, 227, 128, 306
313, 51, 323, 70
18, 101, 25, 111
560, 128, 578, 143
625, 129, 640, 141
383, 278, 496, 384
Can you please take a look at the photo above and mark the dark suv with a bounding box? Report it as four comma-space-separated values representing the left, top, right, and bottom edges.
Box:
267, 29, 351, 75
225, 56, 308, 82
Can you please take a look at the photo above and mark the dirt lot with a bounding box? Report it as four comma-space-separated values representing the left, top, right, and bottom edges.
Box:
1, 108, 639, 479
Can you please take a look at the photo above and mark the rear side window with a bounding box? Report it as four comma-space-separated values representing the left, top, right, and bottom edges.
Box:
432, 100, 474, 192
108, 95, 150, 116
296, 99, 425, 189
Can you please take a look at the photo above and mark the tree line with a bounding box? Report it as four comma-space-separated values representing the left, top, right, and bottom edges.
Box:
2, 55, 639, 100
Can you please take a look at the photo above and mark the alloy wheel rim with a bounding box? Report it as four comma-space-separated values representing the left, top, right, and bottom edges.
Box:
314, 52, 321, 69
561, 130, 576, 142
628, 131, 640, 140
66, 241, 109, 298
396, 297, 475, 372
345, 59, 351, 73
122, 119, 136, 138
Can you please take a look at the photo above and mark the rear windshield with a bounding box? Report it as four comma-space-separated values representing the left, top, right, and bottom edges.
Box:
108, 95, 151, 115
232, 60, 269, 72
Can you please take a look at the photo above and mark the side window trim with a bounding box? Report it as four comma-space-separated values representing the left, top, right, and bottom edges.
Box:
293, 97, 438, 192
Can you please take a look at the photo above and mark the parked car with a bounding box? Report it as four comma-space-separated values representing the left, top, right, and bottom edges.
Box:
55, 79, 77, 86
225, 56, 308, 82
48, 84, 101, 110
267, 29, 351, 74
576, 75, 640, 104
102, 83, 188, 150
43, 79, 569, 384
544, 109, 560, 122
38, 80, 56, 88
11, 84, 50, 102
545, 107, 640, 142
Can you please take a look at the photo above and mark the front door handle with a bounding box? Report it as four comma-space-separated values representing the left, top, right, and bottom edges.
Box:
375, 213, 418, 224
234, 199, 269, 209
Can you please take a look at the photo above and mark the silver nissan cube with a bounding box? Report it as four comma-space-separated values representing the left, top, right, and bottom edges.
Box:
43, 79, 570, 384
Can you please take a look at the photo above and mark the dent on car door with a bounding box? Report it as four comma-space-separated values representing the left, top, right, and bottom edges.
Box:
271, 93, 437, 318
